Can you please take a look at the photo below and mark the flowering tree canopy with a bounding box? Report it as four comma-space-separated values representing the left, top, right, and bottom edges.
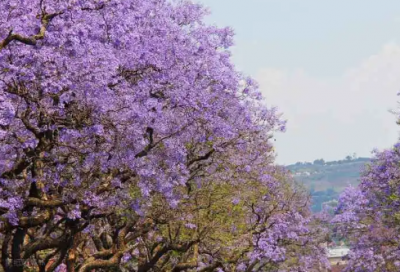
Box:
333, 144, 400, 272
0, 0, 327, 271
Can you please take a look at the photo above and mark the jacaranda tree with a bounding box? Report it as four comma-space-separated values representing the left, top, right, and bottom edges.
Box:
0, 0, 327, 271
333, 144, 400, 272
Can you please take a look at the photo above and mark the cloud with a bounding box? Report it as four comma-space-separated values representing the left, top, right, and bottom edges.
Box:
257, 43, 400, 165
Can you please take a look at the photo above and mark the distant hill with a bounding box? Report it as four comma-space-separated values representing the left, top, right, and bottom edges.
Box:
286, 157, 370, 212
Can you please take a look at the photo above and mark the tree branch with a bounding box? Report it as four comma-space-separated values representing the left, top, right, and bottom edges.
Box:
26, 198, 64, 208
77, 252, 123, 272
0, 12, 63, 51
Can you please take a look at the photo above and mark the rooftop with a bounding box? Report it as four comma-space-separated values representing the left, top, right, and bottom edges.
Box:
328, 247, 350, 258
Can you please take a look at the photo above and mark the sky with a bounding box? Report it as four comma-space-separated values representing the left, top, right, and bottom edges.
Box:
197, 0, 400, 165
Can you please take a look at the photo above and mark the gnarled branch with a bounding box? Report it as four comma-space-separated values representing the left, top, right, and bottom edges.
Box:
0, 12, 63, 51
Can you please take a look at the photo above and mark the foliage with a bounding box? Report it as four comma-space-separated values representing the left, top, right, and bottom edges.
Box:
119, 168, 330, 272
333, 144, 400, 272
0, 0, 327, 271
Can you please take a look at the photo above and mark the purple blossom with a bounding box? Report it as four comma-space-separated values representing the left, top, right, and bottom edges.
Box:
185, 223, 197, 229
232, 197, 240, 205
0, 0, 294, 270
333, 142, 400, 271
67, 205, 81, 220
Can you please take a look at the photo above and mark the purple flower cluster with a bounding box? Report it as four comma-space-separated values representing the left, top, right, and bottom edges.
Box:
0, 0, 324, 270
333, 143, 400, 271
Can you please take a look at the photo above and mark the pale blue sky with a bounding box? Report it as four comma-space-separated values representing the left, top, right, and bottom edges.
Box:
198, 0, 400, 165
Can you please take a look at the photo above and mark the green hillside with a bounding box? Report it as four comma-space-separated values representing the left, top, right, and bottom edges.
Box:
286, 157, 370, 212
